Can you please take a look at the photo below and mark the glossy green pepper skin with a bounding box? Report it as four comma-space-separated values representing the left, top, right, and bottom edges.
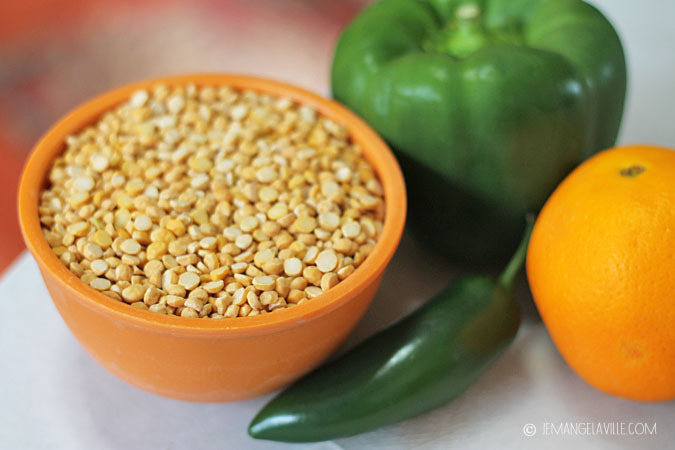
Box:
248, 222, 532, 443
331, 0, 626, 266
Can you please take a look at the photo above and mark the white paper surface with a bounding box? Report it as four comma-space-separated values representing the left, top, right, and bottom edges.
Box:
1, 238, 673, 450
1, 1, 674, 448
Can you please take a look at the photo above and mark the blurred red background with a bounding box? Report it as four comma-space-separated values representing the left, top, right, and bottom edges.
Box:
0, 0, 369, 272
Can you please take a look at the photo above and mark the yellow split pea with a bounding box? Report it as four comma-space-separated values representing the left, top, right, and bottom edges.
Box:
38, 83, 385, 318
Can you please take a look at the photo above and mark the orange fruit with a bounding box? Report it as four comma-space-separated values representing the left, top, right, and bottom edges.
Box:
527, 145, 675, 402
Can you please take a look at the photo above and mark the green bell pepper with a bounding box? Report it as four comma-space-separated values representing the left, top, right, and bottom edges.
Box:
248, 220, 532, 443
332, 0, 626, 266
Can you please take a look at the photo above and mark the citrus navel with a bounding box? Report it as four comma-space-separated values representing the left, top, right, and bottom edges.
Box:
527, 145, 675, 402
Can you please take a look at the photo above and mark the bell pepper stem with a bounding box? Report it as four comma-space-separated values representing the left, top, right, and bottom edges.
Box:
498, 214, 535, 291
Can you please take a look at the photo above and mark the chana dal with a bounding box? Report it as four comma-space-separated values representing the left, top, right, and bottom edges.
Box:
38, 84, 385, 318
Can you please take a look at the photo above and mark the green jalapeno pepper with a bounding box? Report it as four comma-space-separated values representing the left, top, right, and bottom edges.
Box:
248, 220, 533, 442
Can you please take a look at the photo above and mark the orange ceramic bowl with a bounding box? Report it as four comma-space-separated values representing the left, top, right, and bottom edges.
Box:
18, 74, 406, 402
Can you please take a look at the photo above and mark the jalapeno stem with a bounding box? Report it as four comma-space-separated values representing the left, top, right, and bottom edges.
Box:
498, 214, 535, 291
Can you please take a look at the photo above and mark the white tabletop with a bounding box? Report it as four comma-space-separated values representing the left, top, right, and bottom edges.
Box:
1, 0, 674, 448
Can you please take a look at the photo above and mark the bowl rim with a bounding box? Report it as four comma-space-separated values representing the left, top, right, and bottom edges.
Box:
18, 73, 406, 337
